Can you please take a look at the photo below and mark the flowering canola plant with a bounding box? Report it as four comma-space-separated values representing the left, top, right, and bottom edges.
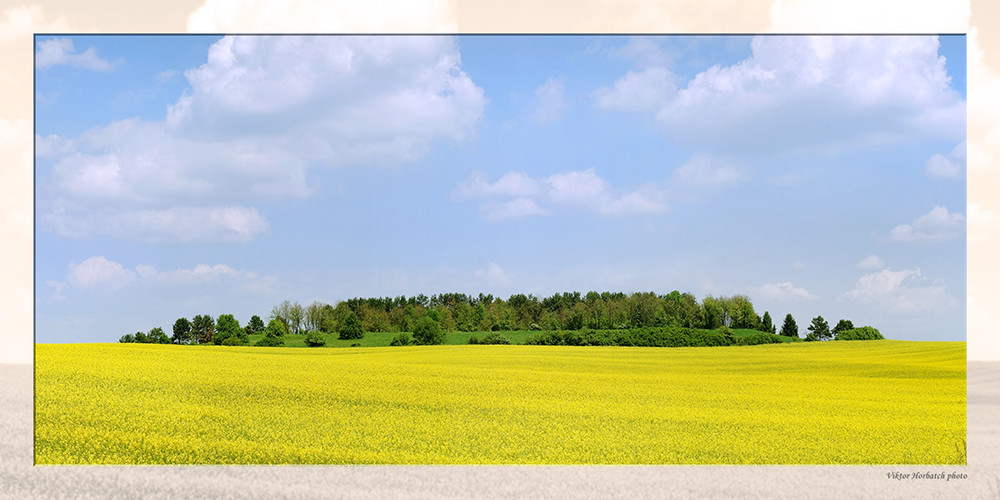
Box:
35, 340, 965, 465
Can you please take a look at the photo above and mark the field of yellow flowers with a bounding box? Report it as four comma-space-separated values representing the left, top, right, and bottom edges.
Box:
34, 340, 965, 464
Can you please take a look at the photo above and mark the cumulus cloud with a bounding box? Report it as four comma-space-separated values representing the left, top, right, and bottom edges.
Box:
48, 256, 266, 295
61, 256, 137, 291
842, 267, 955, 313
532, 78, 568, 123
35, 38, 115, 71
456, 168, 666, 220
596, 36, 964, 156
888, 206, 965, 242
758, 281, 819, 301
924, 141, 966, 179
38, 36, 485, 243
856, 254, 886, 271
480, 198, 549, 221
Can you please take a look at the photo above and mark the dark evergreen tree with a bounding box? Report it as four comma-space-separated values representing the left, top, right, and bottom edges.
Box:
760, 311, 776, 334
779, 313, 799, 338
807, 315, 831, 341
171, 317, 193, 344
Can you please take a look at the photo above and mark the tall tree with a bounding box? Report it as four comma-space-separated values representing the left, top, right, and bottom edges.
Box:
171, 317, 193, 344
339, 312, 363, 340
270, 300, 292, 334
248, 315, 265, 333
832, 319, 854, 338
701, 296, 725, 329
808, 315, 831, 341
192, 314, 214, 344
760, 311, 776, 334
728, 295, 758, 329
305, 301, 325, 332
779, 313, 799, 338
214, 314, 244, 345
287, 302, 305, 335
148, 327, 170, 344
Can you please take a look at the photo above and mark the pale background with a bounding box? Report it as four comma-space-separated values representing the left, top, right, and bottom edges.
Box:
1, 0, 997, 498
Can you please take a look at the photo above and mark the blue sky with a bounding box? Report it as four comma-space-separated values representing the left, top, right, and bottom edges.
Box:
35, 35, 966, 342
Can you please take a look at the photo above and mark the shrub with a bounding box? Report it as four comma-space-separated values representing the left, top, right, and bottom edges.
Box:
254, 335, 282, 347
390, 333, 411, 346
478, 332, 510, 345
304, 330, 327, 347
412, 316, 444, 345
736, 333, 783, 346
834, 326, 884, 341
221, 336, 244, 346
529, 323, 542, 331
804, 333, 818, 342
717, 326, 735, 344
524, 327, 733, 348
468, 336, 480, 345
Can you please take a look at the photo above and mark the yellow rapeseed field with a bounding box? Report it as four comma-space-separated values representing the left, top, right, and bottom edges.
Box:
34, 340, 965, 465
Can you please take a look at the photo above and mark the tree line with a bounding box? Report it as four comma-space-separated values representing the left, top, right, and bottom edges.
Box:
118, 289, 879, 346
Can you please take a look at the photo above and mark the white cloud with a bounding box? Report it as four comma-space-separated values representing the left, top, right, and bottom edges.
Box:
597, 36, 964, 156
475, 262, 510, 288
480, 198, 550, 221
924, 141, 965, 179
856, 254, 886, 271
38, 36, 486, 243
42, 205, 269, 244
457, 168, 666, 220
166, 36, 484, 154
593, 67, 675, 112
547, 169, 608, 205
187, 0, 457, 33
455, 171, 542, 199
532, 78, 568, 123
671, 155, 742, 188
759, 281, 819, 301
50, 256, 266, 295
35, 38, 115, 71
63, 256, 136, 291
842, 267, 955, 314
888, 206, 965, 242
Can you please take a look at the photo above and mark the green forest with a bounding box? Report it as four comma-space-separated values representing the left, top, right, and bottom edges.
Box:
119, 290, 883, 347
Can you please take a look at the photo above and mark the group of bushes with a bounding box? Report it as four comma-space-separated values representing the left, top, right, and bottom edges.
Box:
834, 326, 884, 341
523, 327, 734, 348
